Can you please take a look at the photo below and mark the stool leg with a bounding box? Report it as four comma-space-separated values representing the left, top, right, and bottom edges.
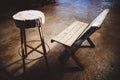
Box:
38, 27, 49, 71
20, 28, 27, 73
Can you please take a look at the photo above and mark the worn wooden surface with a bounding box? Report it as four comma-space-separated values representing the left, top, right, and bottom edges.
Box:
52, 21, 88, 47
80, 9, 110, 38
13, 10, 45, 28
89, 9, 109, 28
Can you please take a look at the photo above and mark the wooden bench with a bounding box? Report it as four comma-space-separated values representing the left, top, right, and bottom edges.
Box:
51, 9, 110, 70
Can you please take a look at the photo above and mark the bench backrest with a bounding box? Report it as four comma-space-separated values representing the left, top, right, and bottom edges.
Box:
89, 9, 109, 28
80, 9, 110, 38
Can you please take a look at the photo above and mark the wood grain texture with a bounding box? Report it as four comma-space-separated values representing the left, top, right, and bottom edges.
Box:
52, 21, 88, 47
89, 9, 109, 28
79, 9, 110, 38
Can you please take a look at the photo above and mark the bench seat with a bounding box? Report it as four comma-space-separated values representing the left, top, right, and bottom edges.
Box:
51, 21, 88, 47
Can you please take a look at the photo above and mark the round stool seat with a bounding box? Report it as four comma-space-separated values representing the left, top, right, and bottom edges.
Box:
13, 10, 45, 28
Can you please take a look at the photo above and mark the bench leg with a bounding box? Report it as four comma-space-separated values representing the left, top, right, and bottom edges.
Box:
71, 54, 84, 70
59, 33, 96, 71
59, 45, 84, 71
59, 47, 71, 64
80, 37, 95, 48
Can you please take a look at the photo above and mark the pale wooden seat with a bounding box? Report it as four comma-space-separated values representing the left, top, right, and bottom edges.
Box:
51, 9, 110, 70
51, 21, 88, 47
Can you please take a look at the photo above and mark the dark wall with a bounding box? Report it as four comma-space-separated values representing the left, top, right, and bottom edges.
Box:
0, 0, 46, 11
116, 0, 120, 7
0, 0, 55, 12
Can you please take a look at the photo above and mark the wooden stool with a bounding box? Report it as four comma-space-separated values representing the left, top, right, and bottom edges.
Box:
13, 10, 49, 72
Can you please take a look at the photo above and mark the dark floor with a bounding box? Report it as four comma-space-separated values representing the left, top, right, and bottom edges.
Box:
0, 0, 120, 80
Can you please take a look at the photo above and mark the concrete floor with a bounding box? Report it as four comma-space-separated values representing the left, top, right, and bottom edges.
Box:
0, 0, 120, 80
